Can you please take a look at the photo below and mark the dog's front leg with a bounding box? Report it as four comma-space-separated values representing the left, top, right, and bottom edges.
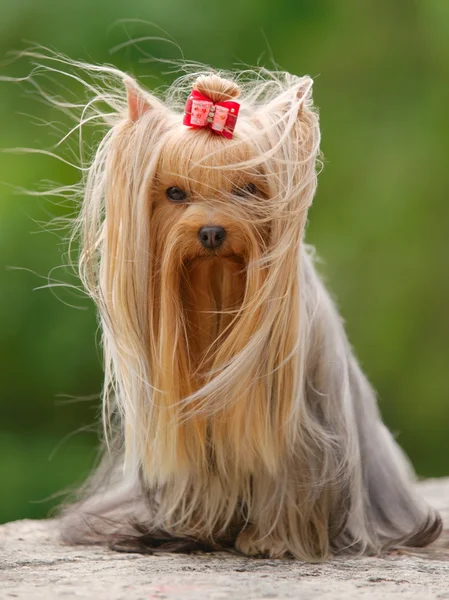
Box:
235, 526, 290, 559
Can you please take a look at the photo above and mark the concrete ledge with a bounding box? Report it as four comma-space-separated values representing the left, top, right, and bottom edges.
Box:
1, 478, 448, 600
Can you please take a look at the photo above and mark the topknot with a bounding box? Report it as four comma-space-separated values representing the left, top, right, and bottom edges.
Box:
193, 74, 240, 103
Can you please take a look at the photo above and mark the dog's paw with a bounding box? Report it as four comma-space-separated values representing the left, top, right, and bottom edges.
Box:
235, 528, 289, 559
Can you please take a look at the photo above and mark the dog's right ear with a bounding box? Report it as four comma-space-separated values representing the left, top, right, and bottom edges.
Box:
124, 77, 165, 122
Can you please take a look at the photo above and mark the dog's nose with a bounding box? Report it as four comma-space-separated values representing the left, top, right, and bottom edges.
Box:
198, 226, 226, 249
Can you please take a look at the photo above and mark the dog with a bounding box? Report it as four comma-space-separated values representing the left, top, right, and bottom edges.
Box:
33, 61, 440, 560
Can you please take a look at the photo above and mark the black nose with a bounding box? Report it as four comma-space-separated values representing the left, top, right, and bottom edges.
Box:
198, 226, 226, 249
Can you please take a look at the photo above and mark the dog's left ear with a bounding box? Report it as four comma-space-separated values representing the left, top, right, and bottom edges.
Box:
284, 76, 314, 116
124, 77, 165, 122
260, 76, 314, 120
296, 77, 314, 114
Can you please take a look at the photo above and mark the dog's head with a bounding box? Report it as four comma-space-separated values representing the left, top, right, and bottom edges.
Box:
163, 80, 313, 258
81, 70, 320, 479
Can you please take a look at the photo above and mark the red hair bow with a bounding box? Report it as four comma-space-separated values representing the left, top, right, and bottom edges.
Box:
183, 89, 240, 139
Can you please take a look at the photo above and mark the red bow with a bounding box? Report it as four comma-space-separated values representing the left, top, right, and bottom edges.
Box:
183, 89, 240, 139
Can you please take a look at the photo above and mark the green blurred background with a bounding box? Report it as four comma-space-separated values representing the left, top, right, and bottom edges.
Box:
0, 0, 448, 524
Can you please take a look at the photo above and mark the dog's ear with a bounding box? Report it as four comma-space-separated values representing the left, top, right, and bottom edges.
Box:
259, 76, 314, 120
295, 77, 314, 114
124, 77, 165, 122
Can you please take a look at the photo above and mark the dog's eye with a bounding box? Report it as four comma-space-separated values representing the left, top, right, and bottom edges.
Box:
166, 187, 188, 203
234, 183, 259, 198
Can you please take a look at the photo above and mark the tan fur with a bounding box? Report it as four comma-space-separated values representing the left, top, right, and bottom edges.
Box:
13, 51, 440, 560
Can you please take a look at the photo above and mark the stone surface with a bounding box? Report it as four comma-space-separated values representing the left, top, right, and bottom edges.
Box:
1, 478, 448, 600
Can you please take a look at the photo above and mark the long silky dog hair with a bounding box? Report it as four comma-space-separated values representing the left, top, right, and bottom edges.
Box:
12, 50, 442, 560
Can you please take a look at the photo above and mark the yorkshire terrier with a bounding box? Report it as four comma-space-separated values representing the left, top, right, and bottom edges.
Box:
21, 54, 440, 560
